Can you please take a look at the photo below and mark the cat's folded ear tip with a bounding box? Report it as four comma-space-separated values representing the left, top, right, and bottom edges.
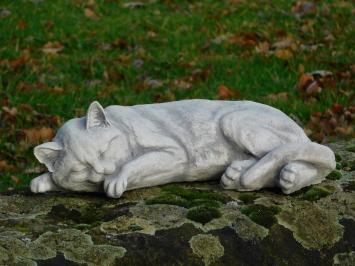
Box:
89, 101, 104, 109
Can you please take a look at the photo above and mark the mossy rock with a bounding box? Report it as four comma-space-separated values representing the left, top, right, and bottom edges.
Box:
346, 144, 355, 153
145, 193, 221, 209
343, 181, 355, 192
186, 205, 222, 224
240, 204, 281, 228
237, 193, 259, 203
335, 153, 342, 162
326, 170, 342, 180
145, 193, 189, 208
162, 185, 229, 203
300, 187, 332, 201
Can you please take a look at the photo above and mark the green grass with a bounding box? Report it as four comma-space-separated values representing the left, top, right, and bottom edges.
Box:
0, 0, 354, 190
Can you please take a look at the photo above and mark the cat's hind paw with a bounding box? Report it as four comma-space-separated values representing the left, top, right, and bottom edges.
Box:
104, 176, 127, 198
220, 159, 256, 190
279, 161, 326, 194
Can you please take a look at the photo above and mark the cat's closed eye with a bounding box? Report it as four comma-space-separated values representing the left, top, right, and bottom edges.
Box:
71, 165, 89, 172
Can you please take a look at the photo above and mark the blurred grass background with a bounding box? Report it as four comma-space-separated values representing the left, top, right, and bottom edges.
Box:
0, 0, 354, 190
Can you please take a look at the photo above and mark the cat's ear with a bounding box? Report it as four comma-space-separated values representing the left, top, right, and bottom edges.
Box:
34, 142, 62, 172
86, 101, 111, 129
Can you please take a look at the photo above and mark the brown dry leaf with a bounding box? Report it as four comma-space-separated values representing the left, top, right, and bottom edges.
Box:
87, 0, 96, 7
2, 106, 17, 116
0, 160, 17, 172
147, 31, 157, 38
48, 86, 65, 94
255, 41, 270, 54
272, 38, 295, 50
292, 1, 317, 17
274, 49, 293, 60
306, 103, 354, 142
11, 175, 21, 185
265, 92, 288, 102
84, 8, 98, 19
228, 32, 260, 48
23, 127, 55, 145
218, 85, 240, 100
42, 42, 64, 54
10, 50, 31, 70
296, 70, 335, 97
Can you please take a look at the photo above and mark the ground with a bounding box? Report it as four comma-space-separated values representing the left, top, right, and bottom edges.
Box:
0, 140, 354, 265
0, 0, 354, 190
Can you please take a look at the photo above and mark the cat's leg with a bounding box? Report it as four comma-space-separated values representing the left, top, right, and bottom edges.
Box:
236, 142, 335, 192
220, 158, 257, 190
279, 161, 331, 194
104, 150, 186, 198
31, 173, 62, 193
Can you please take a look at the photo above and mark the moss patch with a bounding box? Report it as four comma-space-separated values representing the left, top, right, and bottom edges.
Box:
162, 185, 229, 203
343, 181, 355, 192
146, 185, 227, 224
240, 204, 281, 228
346, 145, 355, 153
187, 206, 222, 224
145, 193, 189, 208
47, 204, 103, 226
335, 153, 342, 162
326, 170, 342, 180
238, 193, 259, 203
300, 187, 332, 201
345, 160, 355, 171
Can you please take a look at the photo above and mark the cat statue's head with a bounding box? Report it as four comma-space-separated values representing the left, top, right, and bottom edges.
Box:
31, 101, 128, 193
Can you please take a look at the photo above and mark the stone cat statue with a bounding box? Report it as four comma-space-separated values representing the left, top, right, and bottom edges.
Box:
31, 100, 335, 198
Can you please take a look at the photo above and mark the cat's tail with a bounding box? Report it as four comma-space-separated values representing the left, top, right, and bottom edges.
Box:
240, 141, 336, 189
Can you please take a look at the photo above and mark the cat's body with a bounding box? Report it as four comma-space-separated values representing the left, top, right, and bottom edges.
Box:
31, 100, 336, 198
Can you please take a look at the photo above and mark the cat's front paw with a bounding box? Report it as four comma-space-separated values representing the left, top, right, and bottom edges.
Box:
104, 176, 127, 198
31, 173, 58, 193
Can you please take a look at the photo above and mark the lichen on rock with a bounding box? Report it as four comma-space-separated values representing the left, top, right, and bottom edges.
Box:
276, 201, 344, 249
189, 234, 224, 266
0, 229, 126, 265
333, 251, 355, 266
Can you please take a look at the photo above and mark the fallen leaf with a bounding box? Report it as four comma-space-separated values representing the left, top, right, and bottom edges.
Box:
292, 1, 317, 17
2, 106, 17, 116
23, 127, 55, 145
228, 32, 260, 48
11, 175, 21, 185
255, 41, 270, 54
42, 42, 64, 54
306, 103, 354, 142
296, 70, 335, 97
123, 2, 145, 9
274, 49, 293, 60
0, 160, 17, 172
218, 85, 240, 100
84, 8, 98, 19
10, 51, 31, 70
272, 38, 295, 50
48, 86, 65, 94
